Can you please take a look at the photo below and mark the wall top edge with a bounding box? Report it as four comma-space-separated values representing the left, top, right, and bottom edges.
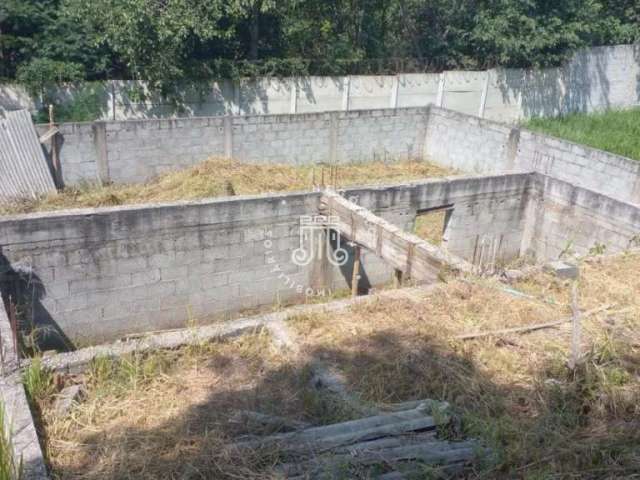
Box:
429, 104, 640, 170
532, 172, 640, 210
36, 105, 431, 128
0, 172, 534, 225
0, 190, 322, 224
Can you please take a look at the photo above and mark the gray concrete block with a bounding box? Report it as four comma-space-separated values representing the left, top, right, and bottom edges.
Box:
544, 260, 579, 279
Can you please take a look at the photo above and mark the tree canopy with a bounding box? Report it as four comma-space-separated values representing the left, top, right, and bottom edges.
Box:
1, 0, 639, 91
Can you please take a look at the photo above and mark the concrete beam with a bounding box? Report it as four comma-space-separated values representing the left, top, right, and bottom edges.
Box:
320, 190, 473, 283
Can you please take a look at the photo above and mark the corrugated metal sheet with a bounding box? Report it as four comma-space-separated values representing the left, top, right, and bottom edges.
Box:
0, 109, 56, 202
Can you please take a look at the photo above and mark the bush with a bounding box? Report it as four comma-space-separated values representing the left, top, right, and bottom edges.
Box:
16, 59, 85, 97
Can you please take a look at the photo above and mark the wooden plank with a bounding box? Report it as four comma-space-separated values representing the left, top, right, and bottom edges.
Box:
282, 439, 477, 478
38, 126, 59, 144
232, 405, 437, 452
351, 245, 361, 297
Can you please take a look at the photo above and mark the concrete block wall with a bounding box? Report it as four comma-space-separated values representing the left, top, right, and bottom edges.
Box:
423, 106, 517, 173
36, 101, 640, 210
103, 117, 227, 183
5, 44, 639, 121
40, 122, 101, 185
37, 107, 431, 186
0, 303, 48, 479
335, 108, 427, 163
230, 112, 333, 164
0, 173, 535, 345
424, 106, 640, 206
524, 174, 640, 259
0, 193, 319, 344
346, 173, 532, 267
514, 130, 640, 205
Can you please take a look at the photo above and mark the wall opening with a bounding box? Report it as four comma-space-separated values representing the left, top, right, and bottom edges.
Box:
413, 205, 454, 246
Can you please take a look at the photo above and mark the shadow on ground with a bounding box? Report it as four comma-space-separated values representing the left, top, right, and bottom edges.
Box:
44, 327, 640, 480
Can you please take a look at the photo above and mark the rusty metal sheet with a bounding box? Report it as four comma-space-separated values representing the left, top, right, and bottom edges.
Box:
0, 109, 56, 202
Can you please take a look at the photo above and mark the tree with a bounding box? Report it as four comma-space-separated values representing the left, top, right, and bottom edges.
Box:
64, 0, 232, 93
1, 0, 640, 88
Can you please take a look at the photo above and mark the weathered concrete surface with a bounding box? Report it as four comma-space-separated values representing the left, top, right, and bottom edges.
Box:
346, 173, 534, 266
424, 106, 640, 206
39, 284, 439, 373
36, 100, 640, 213
37, 108, 428, 185
0, 174, 535, 345
5, 44, 639, 122
0, 304, 48, 479
523, 173, 640, 260
0, 171, 637, 346
321, 190, 472, 282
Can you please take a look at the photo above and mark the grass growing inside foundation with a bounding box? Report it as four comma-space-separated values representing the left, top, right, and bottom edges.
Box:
414, 210, 448, 245
29, 252, 640, 479
0, 158, 453, 216
289, 252, 640, 478
526, 108, 640, 161
0, 403, 23, 480
36, 333, 361, 479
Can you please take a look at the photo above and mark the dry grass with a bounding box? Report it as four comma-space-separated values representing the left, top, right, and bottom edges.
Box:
39, 332, 335, 479
414, 210, 448, 245
0, 158, 453, 216
31, 253, 640, 479
289, 252, 640, 478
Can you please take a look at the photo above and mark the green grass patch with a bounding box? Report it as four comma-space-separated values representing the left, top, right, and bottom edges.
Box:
22, 357, 54, 404
0, 402, 23, 480
526, 108, 640, 161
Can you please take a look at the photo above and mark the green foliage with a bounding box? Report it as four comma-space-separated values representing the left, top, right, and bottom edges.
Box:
0, 402, 23, 480
1, 0, 640, 95
16, 58, 84, 96
526, 108, 640, 161
87, 353, 173, 397
63, 0, 232, 96
40, 83, 107, 123
22, 357, 54, 403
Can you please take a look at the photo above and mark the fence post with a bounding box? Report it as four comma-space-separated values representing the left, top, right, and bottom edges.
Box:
290, 78, 298, 114
436, 73, 446, 107
224, 116, 233, 158
92, 121, 110, 185
233, 80, 241, 115
329, 111, 339, 164
109, 81, 117, 121
390, 75, 400, 109
342, 76, 351, 111
478, 71, 490, 118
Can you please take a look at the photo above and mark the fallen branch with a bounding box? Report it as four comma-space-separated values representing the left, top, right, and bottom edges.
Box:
229, 410, 311, 432
454, 304, 613, 341
380, 399, 449, 414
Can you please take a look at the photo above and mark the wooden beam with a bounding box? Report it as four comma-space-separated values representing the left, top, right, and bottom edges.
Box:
351, 245, 361, 297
